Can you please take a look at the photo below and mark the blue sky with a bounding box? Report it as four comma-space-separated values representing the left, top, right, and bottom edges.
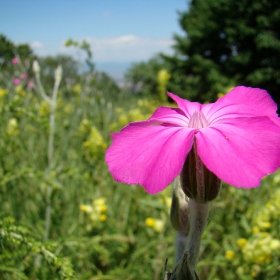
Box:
0, 0, 188, 80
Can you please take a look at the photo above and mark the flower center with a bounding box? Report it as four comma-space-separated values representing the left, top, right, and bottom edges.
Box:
188, 111, 209, 129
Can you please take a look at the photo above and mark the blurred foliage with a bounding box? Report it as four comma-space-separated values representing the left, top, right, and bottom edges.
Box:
0, 66, 173, 279
0, 217, 75, 280
125, 55, 169, 96
37, 55, 80, 90
0, 34, 35, 70
157, 69, 171, 102
37, 55, 119, 100
64, 38, 95, 72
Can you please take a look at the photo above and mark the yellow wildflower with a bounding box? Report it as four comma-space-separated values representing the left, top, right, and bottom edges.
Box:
252, 227, 260, 234
272, 173, 280, 185
81, 198, 108, 227
72, 83, 82, 95
217, 93, 224, 98
270, 239, 280, 250
251, 265, 261, 278
159, 196, 172, 208
93, 198, 106, 206
15, 85, 26, 97
80, 205, 92, 213
145, 217, 155, 227
99, 214, 107, 222
237, 238, 247, 248
93, 198, 107, 215
64, 103, 72, 114
242, 232, 280, 263
0, 88, 7, 97
226, 86, 235, 93
118, 114, 128, 126
145, 218, 164, 232
109, 122, 119, 132
39, 100, 50, 117
153, 219, 164, 233
79, 119, 91, 133
83, 126, 107, 160
115, 107, 123, 114
128, 108, 144, 122
157, 69, 170, 83
100, 205, 107, 213
6, 118, 19, 136
157, 69, 171, 102
225, 250, 235, 260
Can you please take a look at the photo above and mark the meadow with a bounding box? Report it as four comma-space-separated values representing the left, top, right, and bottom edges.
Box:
0, 58, 280, 280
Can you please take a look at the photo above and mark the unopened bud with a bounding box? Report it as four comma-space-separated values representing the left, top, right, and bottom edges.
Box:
170, 252, 199, 280
180, 142, 221, 203
32, 60, 40, 74
54, 65, 63, 84
170, 178, 189, 235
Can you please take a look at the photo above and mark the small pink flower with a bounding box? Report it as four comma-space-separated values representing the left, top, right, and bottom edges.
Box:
12, 57, 19, 64
106, 86, 280, 194
13, 78, 20, 85
21, 73, 28, 79
27, 81, 34, 88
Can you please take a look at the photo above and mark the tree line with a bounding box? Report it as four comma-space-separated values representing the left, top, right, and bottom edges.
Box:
127, 0, 280, 107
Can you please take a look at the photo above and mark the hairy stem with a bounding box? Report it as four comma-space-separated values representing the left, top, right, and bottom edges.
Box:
43, 79, 60, 241
186, 199, 209, 271
35, 71, 60, 241
175, 231, 187, 264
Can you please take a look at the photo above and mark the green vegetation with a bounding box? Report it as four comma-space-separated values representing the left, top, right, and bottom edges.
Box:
1, 46, 279, 280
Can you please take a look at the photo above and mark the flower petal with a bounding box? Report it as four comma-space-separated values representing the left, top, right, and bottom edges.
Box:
203, 86, 279, 124
106, 123, 195, 194
147, 106, 189, 126
167, 92, 202, 119
195, 117, 280, 188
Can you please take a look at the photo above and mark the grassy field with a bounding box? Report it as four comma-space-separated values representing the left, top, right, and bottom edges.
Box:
0, 62, 280, 280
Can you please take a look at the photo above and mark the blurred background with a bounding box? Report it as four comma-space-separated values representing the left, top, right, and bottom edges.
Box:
0, 1, 280, 279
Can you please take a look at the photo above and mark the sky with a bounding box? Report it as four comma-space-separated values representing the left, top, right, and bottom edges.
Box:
0, 0, 188, 81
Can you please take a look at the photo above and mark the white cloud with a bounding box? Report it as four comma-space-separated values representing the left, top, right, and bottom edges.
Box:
29, 35, 175, 81
30, 40, 43, 49
61, 35, 175, 62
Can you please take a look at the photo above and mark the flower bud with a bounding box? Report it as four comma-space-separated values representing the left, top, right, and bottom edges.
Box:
170, 178, 189, 235
170, 252, 199, 280
32, 60, 40, 74
180, 142, 221, 203
54, 65, 63, 84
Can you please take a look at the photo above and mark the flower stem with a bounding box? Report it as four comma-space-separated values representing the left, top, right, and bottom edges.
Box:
43, 106, 55, 241
186, 199, 209, 271
35, 73, 52, 104
175, 231, 187, 263
43, 185, 52, 241
43, 80, 59, 241
34, 67, 60, 241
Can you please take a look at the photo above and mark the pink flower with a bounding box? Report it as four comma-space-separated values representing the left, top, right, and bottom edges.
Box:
106, 86, 280, 194
21, 73, 28, 79
13, 78, 20, 85
12, 57, 19, 64
27, 81, 34, 88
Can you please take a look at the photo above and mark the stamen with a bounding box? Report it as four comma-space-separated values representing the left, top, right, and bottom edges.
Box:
188, 111, 209, 129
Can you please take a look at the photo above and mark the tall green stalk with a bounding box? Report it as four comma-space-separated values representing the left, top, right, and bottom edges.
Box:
33, 61, 62, 241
